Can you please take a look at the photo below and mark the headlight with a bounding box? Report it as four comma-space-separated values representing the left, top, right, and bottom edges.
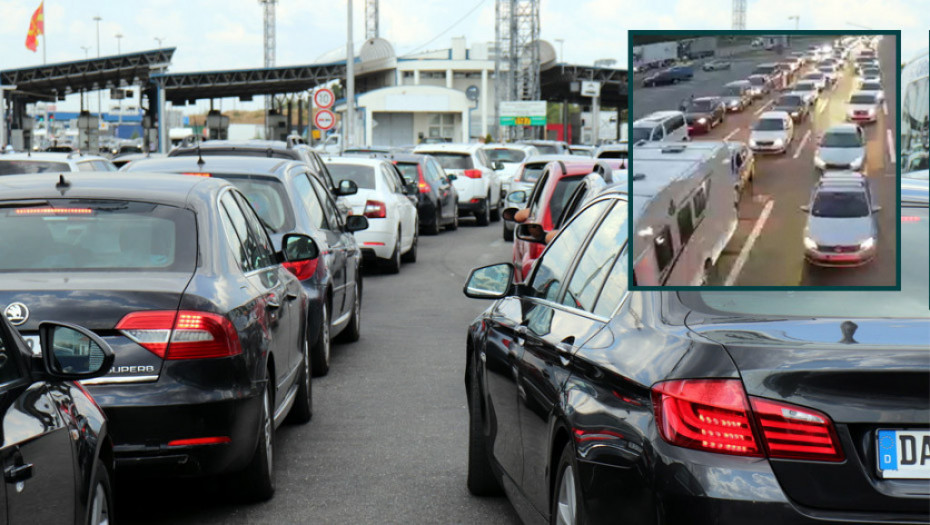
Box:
867, 108, 875, 115
859, 237, 875, 250
803, 236, 817, 250
698, 118, 707, 124
749, 138, 757, 147
773, 138, 784, 147
850, 156, 863, 169
791, 111, 799, 117
814, 156, 826, 168
729, 100, 739, 106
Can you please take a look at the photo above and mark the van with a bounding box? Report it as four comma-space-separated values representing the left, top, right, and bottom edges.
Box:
631, 141, 739, 286
631, 111, 689, 145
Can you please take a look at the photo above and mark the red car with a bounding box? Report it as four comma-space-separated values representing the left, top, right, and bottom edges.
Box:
507, 160, 612, 281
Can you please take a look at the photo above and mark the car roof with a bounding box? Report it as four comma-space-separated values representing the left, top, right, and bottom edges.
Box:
824, 123, 860, 133
0, 172, 227, 207
692, 96, 719, 102
637, 111, 683, 124
631, 141, 724, 198
123, 155, 299, 178
0, 152, 110, 163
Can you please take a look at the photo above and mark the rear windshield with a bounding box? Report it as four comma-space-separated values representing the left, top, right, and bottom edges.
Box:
597, 149, 628, 159
862, 68, 880, 76
549, 176, 585, 226
531, 144, 560, 155
686, 99, 717, 112
754, 118, 785, 131
795, 82, 816, 91
326, 164, 377, 190
811, 190, 870, 218
803, 73, 824, 80
484, 148, 526, 163
0, 200, 196, 272
689, 207, 929, 317
520, 163, 546, 182
212, 175, 295, 233
423, 153, 473, 170
393, 162, 420, 184
849, 94, 876, 105
821, 131, 861, 148
777, 96, 803, 107
0, 160, 70, 175
861, 82, 882, 91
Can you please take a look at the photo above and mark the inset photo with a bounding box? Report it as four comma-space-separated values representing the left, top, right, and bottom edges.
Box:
629, 31, 900, 288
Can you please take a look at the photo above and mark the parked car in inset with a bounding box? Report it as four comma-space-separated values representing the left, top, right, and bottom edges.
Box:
846, 91, 882, 123
682, 97, 726, 134
815, 124, 867, 172
802, 172, 880, 266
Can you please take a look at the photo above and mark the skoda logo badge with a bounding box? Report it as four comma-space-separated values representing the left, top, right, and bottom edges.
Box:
4, 303, 29, 326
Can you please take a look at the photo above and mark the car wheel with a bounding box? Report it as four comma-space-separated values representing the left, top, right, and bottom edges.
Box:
475, 198, 490, 226
383, 229, 402, 273
503, 221, 514, 242
426, 207, 442, 235
467, 360, 503, 496
238, 375, 275, 502
401, 223, 418, 263
489, 192, 501, 222
551, 442, 584, 525
86, 460, 113, 525
336, 279, 361, 343
447, 203, 459, 231
310, 302, 331, 377
286, 335, 313, 423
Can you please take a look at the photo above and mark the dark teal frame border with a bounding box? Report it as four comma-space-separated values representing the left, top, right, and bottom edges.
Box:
627, 29, 902, 291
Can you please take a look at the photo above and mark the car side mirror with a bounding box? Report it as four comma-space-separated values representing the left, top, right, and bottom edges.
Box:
515, 223, 548, 244
507, 191, 527, 204
871, 205, 882, 213
463, 263, 514, 299
39, 322, 114, 380
336, 179, 359, 196
345, 215, 370, 232
446, 173, 458, 181
502, 207, 520, 222
282, 233, 320, 262
799, 205, 811, 212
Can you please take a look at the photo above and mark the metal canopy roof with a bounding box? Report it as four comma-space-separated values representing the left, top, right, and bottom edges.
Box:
152, 62, 346, 104
0, 48, 175, 103
540, 64, 628, 108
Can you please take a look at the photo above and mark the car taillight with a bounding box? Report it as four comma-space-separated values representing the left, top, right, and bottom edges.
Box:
463, 169, 482, 179
750, 397, 844, 461
116, 310, 243, 360
652, 379, 761, 457
283, 258, 318, 280
416, 164, 431, 193
364, 200, 387, 218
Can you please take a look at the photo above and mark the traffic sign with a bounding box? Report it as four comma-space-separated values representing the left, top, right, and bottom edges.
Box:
314, 88, 335, 109
314, 109, 335, 131
499, 100, 547, 127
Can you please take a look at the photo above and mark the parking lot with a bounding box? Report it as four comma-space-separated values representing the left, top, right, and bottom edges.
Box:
632, 36, 898, 286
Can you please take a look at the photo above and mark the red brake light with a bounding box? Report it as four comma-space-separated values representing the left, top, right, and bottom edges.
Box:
652, 379, 761, 457
167, 436, 231, 447
181, 172, 212, 177
116, 310, 243, 360
364, 200, 387, 218
417, 164, 430, 193
283, 258, 318, 281
750, 397, 844, 461
463, 169, 482, 179
14, 207, 93, 215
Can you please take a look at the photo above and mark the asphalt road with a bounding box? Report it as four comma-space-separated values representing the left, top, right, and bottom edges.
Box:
116, 218, 520, 524
633, 36, 898, 287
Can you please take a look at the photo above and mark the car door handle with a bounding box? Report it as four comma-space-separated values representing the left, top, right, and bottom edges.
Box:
4, 463, 33, 483
285, 290, 299, 301
266, 296, 282, 310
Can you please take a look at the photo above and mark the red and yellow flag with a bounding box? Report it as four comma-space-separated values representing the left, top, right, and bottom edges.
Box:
25, 2, 45, 52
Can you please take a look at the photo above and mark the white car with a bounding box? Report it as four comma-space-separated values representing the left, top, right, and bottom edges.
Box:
846, 91, 881, 123
324, 157, 419, 273
413, 143, 503, 226
749, 111, 794, 154
481, 143, 539, 195
790, 81, 820, 106
818, 64, 839, 84
859, 80, 885, 103
801, 72, 828, 92
0, 152, 116, 175
859, 66, 882, 84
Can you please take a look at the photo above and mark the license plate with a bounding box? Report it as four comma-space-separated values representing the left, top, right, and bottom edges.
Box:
877, 429, 930, 479
21, 334, 40, 355
824, 254, 859, 262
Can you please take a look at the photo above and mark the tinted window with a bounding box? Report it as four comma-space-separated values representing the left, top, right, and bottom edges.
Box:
310, 176, 341, 229
561, 201, 627, 312
631, 127, 653, 143
693, 183, 708, 217
428, 159, 447, 182
220, 192, 253, 271
849, 94, 876, 105
653, 225, 675, 273
597, 150, 627, 159
215, 175, 294, 233
528, 200, 610, 301
861, 82, 882, 91
821, 131, 861, 148
676, 202, 694, 244
667, 115, 685, 131
293, 174, 329, 230
723, 86, 745, 96
778, 96, 803, 107
218, 196, 247, 271
531, 144, 560, 155
484, 148, 526, 163
0, 160, 70, 175
231, 191, 276, 270
424, 153, 474, 170
0, 200, 196, 272
686, 100, 717, 112
549, 176, 585, 227
754, 118, 786, 131
395, 162, 420, 184
328, 163, 377, 190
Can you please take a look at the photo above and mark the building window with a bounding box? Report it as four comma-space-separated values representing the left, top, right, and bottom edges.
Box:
403, 71, 414, 78
429, 114, 456, 139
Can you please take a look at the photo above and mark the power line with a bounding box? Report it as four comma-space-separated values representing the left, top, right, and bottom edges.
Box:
400, 0, 488, 57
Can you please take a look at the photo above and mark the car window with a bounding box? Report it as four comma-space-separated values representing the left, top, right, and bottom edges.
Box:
310, 176, 342, 230
592, 247, 630, 318
430, 159, 448, 182
215, 176, 295, 233
560, 200, 627, 312
293, 173, 329, 230
653, 225, 675, 274
388, 165, 407, 193
220, 192, 257, 272
395, 162, 420, 184
231, 191, 276, 270
548, 176, 585, 227
425, 152, 474, 170
528, 200, 611, 302
76, 161, 96, 172
811, 190, 870, 218
528, 169, 551, 217
94, 160, 116, 171
329, 163, 377, 190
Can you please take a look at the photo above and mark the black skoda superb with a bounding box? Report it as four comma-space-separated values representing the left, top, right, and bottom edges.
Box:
0, 173, 319, 501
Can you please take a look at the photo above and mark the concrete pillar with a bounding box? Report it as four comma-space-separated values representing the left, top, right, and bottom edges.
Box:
413, 69, 420, 85
461, 110, 469, 142
446, 69, 453, 89
157, 81, 167, 153
365, 108, 373, 147
480, 69, 488, 138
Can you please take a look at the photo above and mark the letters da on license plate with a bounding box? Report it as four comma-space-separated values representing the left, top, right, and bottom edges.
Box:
877, 429, 930, 479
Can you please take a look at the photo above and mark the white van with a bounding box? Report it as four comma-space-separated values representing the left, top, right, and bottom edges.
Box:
631, 111, 689, 145
631, 141, 739, 286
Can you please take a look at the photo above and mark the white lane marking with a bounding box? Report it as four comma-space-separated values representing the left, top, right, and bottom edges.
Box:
753, 100, 773, 116
792, 129, 812, 159
722, 127, 741, 141
882, 101, 888, 116
816, 99, 827, 114
886, 129, 896, 165
724, 198, 775, 287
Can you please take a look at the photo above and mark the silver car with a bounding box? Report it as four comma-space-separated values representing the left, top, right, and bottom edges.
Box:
846, 91, 881, 123
814, 124, 866, 171
719, 81, 752, 112
749, 111, 794, 154
790, 81, 820, 105
746, 74, 771, 98
802, 175, 880, 266
801, 72, 828, 91
858, 81, 885, 103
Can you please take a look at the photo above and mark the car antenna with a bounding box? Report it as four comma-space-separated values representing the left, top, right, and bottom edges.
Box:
56, 174, 70, 193
196, 142, 205, 167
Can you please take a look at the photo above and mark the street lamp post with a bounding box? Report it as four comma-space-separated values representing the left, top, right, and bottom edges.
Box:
115, 33, 124, 141
93, 16, 102, 121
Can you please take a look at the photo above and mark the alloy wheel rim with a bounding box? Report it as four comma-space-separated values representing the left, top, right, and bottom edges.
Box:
263, 385, 273, 471
91, 482, 109, 525
556, 465, 576, 525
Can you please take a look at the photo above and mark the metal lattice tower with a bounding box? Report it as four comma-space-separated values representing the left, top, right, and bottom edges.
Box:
732, 0, 746, 30
366, 0, 379, 40
493, 0, 540, 139
260, 0, 277, 116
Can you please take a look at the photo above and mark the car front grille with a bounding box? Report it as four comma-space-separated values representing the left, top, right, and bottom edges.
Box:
756, 141, 774, 147
825, 163, 849, 169
817, 244, 859, 253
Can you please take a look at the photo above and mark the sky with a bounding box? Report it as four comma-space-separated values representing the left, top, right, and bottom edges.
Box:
0, 0, 927, 114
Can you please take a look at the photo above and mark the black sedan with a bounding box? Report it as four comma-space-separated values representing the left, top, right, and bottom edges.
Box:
773, 93, 810, 122
0, 172, 319, 501
391, 153, 460, 235
1, 310, 115, 524
682, 97, 726, 133
462, 185, 929, 524
125, 155, 368, 377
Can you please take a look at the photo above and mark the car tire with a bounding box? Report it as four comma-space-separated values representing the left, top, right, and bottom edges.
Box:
426, 207, 442, 235
447, 203, 459, 231
466, 361, 503, 497
86, 460, 113, 525
336, 279, 362, 343
402, 222, 418, 263
286, 336, 313, 424
551, 442, 585, 525
475, 198, 490, 226
383, 229, 402, 274
503, 222, 514, 242
489, 193, 501, 222
238, 375, 275, 502
310, 302, 331, 377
